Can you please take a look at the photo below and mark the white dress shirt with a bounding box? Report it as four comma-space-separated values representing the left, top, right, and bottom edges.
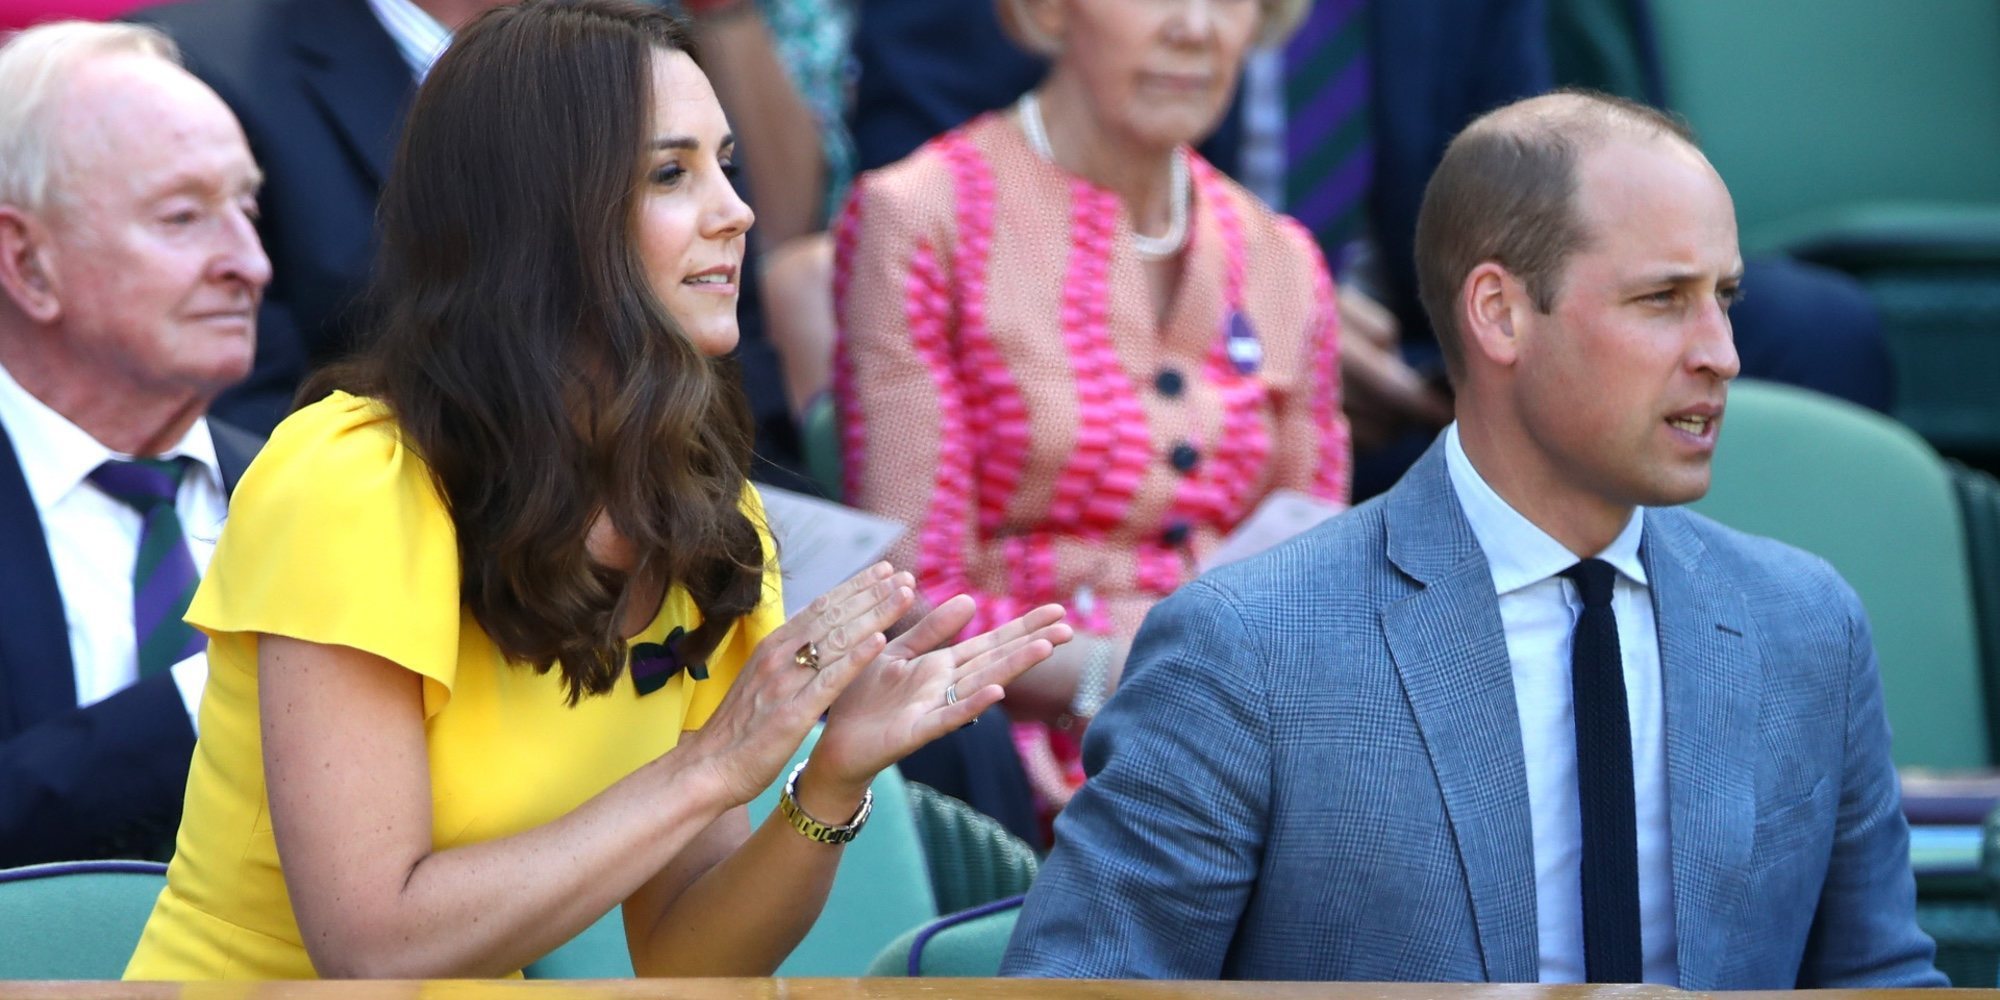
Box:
1443, 423, 1677, 985
365, 0, 451, 81
0, 362, 223, 728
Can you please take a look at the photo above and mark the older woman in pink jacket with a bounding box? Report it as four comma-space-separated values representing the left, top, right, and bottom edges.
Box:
835, 0, 1346, 820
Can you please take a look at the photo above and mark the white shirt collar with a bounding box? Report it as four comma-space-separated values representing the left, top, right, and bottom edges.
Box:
1442, 422, 1647, 595
365, 0, 451, 81
0, 360, 224, 511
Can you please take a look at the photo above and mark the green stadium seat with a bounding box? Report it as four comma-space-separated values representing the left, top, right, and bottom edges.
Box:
904, 781, 1039, 917
0, 861, 167, 979
867, 896, 1025, 978
1689, 380, 1985, 769
803, 393, 843, 502
1952, 462, 2000, 761
1645, 0, 2000, 254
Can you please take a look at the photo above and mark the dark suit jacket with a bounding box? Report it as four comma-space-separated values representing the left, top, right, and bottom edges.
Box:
130, 0, 409, 436
0, 418, 260, 865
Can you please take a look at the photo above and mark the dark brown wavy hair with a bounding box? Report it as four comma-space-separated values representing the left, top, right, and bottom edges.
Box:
304, 0, 765, 702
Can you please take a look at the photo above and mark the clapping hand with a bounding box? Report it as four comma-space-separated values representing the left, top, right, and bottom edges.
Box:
808, 596, 1072, 794
679, 562, 918, 808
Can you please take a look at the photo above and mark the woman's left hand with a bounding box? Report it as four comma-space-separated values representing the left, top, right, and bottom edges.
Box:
806, 598, 1071, 795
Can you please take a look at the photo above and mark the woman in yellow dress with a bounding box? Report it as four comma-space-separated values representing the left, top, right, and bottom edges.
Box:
124, 0, 1068, 980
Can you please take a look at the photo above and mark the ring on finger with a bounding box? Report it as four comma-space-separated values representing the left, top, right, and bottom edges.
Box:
793, 641, 821, 671
944, 683, 959, 706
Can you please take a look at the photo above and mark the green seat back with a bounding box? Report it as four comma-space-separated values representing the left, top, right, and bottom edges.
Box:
867, 898, 1024, 978
1952, 462, 2000, 760
904, 781, 1040, 917
1916, 899, 2000, 989
802, 393, 843, 502
1646, 1, 2000, 254
1690, 380, 1984, 768
1545, 0, 1656, 104
525, 725, 934, 978
0, 862, 167, 979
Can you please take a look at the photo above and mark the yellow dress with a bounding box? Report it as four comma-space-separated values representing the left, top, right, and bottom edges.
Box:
124, 391, 780, 980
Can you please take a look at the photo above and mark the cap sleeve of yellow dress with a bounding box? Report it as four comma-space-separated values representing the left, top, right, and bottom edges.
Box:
125, 392, 782, 981
185, 390, 464, 715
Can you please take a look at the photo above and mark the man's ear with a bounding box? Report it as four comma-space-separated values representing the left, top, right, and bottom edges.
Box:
0, 206, 61, 325
1459, 261, 1526, 370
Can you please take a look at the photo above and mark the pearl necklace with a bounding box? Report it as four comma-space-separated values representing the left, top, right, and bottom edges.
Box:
1016, 92, 1189, 260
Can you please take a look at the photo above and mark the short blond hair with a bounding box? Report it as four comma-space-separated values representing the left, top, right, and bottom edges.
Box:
997, 0, 1310, 56
0, 20, 181, 213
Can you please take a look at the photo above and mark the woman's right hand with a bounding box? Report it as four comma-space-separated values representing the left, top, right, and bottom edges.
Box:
676, 562, 915, 807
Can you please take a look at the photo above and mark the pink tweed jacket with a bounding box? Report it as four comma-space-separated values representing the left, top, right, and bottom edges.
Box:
834, 111, 1350, 643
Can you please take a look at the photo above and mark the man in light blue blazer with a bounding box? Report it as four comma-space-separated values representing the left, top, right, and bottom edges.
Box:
1003, 91, 1945, 989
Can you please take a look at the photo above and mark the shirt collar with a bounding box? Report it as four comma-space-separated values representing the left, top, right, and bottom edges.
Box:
0, 360, 224, 511
365, 0, 451, 81
1443, 422, 1647, 596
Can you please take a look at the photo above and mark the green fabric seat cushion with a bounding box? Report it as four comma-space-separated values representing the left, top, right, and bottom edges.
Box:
867, 897, 1024, 978
0, 861, 167, 980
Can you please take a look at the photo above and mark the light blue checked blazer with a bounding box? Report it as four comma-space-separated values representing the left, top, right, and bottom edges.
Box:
1003, 442, 1944, 988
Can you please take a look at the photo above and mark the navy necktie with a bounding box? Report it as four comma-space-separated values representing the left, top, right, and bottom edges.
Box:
90, 457, 205, 677
1562, 558, 1642, 983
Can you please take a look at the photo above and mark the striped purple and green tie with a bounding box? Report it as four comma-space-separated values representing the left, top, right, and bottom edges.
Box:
1284, 0, 1374, 265
90, 457, 205, 677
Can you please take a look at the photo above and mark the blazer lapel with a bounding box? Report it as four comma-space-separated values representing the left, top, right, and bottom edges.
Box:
207, 418, 263, 496
0, 423, 78, 737
291, 0, 416, 190
1643, 511, 1760, 991
1382, 444, 1541, 982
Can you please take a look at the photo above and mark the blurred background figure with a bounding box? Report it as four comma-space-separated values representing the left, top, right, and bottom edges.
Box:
686, 0, 854, 250
836, 0, 1346, 839
1236, 0, 1544, 494
0, 20, 267, 864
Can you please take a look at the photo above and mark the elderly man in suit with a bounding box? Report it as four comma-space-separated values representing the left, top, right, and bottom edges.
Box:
0, 21, 267, 864
1003, 91, 1945, 989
